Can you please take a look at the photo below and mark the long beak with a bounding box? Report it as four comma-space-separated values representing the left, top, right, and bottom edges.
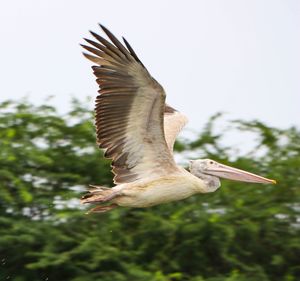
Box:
205, 162, 276, 184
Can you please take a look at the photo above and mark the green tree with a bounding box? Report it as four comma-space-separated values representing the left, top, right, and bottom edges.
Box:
0, 99, 299, 281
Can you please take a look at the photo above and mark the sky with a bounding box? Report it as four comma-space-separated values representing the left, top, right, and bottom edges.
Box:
1, 0, 299, 140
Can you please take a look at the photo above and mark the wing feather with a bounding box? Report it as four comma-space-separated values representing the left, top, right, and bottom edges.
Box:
163, 105, 188, 153
82, 25, 179, 184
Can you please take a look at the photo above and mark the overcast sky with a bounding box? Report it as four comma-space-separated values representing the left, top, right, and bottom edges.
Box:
1, 0, 299, 137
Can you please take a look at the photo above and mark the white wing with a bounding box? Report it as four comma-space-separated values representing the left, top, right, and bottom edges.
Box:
164, 105, 188, 153
82, 25, 180, 184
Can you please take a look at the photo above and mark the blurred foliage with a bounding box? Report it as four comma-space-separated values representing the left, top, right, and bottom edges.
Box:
0, 99, 299, 281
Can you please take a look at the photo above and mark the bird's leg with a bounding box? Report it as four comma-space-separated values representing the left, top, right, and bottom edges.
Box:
86, 204, 118, 214
81, 188, 123, 204
101, 190, 123, 202
89, 184, 110, 190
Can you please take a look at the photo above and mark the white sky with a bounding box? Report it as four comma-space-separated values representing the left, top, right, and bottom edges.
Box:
1, 0, 299, 136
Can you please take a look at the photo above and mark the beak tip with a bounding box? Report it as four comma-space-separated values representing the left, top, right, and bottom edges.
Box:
271, 179, 277, 184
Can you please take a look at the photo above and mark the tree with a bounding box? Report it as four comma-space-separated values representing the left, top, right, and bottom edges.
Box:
0, 99, 299, 281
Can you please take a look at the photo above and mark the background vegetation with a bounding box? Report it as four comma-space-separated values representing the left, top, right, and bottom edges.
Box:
0, 99, 299, 281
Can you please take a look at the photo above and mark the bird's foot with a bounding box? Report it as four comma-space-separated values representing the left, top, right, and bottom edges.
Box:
81, 187, 122, 204
86, 204, 118, 214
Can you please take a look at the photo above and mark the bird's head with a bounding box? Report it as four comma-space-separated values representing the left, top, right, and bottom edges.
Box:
189, 159, 276, 193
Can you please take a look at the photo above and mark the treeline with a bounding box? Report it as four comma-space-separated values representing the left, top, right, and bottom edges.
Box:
0, 99, 299, 281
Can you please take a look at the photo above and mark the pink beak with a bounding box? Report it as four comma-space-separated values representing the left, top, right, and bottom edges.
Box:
205, 162, 276, 184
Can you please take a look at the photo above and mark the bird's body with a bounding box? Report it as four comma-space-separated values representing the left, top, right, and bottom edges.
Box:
84, 168, 217, 209
81, 25, 275, 213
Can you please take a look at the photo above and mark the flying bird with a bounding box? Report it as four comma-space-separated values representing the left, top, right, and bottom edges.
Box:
80, 25, 276, 213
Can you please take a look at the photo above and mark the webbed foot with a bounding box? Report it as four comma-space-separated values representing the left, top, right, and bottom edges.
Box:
86, 204, 118, 214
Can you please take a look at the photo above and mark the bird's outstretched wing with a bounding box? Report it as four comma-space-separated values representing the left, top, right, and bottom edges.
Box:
82, 25, 179, 184
164, 105, 188, 153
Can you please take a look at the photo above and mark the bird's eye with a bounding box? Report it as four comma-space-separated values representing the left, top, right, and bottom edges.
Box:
209, 161, 214, 164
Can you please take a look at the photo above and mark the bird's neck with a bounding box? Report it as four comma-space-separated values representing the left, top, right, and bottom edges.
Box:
190, 170, 221, 193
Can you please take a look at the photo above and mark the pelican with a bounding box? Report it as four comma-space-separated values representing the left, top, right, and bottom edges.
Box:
80, 25, 276, 213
